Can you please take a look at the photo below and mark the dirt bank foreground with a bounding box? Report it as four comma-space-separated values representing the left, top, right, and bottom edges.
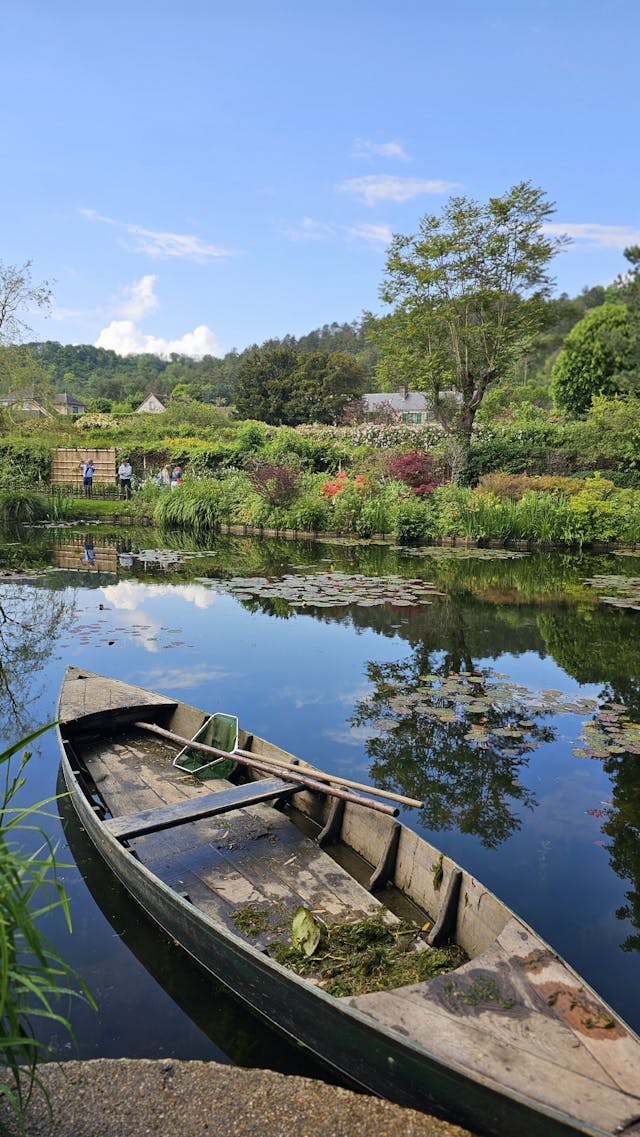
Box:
0, 1059, 479, 1137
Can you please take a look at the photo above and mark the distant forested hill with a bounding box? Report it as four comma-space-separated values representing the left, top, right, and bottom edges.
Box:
9, 320, 375, 410
0, 292, 607, 414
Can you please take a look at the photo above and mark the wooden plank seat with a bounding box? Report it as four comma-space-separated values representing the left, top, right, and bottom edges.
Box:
104, 777, 297, 841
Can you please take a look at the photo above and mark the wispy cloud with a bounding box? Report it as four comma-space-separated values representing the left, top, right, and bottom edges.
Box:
346, 223, 394, 248
284, 216, 336, 241
544, 222, 640, 249
116, 274, 159, 319
351, 138, 409, 161
338, 174, 461, 206
81, 208, 235, 261
283, 217, 393, 250
95, 320, 223, 359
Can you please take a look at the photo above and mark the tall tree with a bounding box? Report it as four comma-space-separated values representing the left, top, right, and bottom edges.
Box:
234, 346, 365, 425
0, 261, 51, 344
373, 182, 567, 481
552, 302, 637, 414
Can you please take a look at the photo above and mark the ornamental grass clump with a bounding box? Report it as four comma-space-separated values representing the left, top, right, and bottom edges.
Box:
0, 726, 96, 1130
0, 490, 49, 527
153, 478, 222, 534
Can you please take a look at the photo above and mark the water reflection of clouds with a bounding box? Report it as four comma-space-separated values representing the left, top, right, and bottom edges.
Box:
143, 664, 235, 690
277, 686, 327, 710
324, 724, 378, 748
100, 581, 216, 611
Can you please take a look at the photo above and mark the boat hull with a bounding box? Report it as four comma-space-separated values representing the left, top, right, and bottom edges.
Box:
57, 668, 640, 1137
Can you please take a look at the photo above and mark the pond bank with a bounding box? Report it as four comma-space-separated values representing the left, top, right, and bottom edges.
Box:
0, 1060, 477, 1137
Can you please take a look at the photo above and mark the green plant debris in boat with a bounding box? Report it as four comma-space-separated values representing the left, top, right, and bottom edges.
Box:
432, 853, 444, 891
444, 974, 516, 1010
232, 905, 274, 937
268, 915, 468, 997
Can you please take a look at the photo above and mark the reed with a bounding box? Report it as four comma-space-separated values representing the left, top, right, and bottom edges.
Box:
0, 725, 96, 1129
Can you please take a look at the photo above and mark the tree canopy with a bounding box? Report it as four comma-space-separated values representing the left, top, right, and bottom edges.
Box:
374, 182, 567, 479
551, 302, 637, 414
234, 347, 366, 425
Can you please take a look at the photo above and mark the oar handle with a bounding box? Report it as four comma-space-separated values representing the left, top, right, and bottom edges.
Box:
134, 721, 399, 818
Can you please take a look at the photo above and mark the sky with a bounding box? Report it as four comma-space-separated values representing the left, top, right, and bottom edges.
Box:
2, 0, 639, 359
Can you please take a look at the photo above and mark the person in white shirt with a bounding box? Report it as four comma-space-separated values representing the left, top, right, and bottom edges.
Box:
118, 459, 133, 500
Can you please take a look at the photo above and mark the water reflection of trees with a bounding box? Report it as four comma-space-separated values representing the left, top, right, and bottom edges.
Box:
351, 648, 551, 849
0, 583, 75, 737
539, 606, 640, 954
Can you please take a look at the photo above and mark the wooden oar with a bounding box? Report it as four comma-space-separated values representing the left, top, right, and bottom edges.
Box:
232, 746, 423, 809
135, 721, 400, 818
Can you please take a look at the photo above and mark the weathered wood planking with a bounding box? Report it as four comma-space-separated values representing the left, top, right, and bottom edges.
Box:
346, 978, 640, 1134
497, 920, 640, 1097
105, 778, 297, 840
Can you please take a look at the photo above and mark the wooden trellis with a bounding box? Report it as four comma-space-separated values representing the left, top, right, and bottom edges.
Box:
51, 447, 117, 488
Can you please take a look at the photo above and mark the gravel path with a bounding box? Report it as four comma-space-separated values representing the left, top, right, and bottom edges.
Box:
0, 1059, 479, 1137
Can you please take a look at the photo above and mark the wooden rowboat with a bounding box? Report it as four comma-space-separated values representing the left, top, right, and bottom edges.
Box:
57, 667, 640, 1137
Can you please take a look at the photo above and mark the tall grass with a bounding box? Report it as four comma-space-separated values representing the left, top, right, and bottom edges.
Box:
0, 725, 96, 1130
0, 491, 49, 527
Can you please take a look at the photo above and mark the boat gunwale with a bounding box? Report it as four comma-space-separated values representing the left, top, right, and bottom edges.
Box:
55, 668, 640, 1137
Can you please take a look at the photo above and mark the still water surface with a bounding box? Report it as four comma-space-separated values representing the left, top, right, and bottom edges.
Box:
1, 526, 640, 1073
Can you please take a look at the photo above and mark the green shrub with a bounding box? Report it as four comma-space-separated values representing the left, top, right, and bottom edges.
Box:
289, 494, 331, 533
393, 497, 433, 542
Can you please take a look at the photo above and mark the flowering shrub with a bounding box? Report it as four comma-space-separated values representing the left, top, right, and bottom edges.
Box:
477, 473, 600, 500
321, 470, 368, 498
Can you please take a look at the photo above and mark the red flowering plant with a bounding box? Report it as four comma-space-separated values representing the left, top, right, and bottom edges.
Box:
386, 450, 443, 496
322, 470, 369, 499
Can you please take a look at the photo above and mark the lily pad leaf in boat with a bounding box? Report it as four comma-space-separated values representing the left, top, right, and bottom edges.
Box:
292, 907, 323, 957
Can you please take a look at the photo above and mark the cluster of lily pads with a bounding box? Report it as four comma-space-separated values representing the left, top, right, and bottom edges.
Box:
583, 575, 640, 610
211, 571, 444, 608
573, 704, 640, 759
375, 671, 599, 725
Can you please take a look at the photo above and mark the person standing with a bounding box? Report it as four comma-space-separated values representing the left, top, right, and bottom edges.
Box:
80, 458, 95, 498
170, 465, 183, 490
118, 458, 133, 500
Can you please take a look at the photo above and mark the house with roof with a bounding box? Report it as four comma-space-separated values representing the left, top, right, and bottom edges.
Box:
362, 385, 436, 424
136, 392, 166, 414
54, 392, 86, 416
0, 392, 50, 416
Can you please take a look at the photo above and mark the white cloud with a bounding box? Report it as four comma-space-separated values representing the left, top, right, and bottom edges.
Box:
95, 320, 223, 359
284, 216, 335, 241
81, 208, 235, 262
346, 223, 394, 248
117, 275, 159, 319
351, 138, 409, 161
544, 222, 640, 249
338, 174, 461, 205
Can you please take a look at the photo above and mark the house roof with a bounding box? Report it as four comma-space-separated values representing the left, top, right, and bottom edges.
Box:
136, 392, 166, 412
54, 392, 85, 407
363, 391, 431, 413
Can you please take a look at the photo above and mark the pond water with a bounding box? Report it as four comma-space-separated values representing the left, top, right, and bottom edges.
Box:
1, 524, 640, 1075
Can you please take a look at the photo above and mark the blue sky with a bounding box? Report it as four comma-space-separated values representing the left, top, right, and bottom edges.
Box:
2, 0, 638, 358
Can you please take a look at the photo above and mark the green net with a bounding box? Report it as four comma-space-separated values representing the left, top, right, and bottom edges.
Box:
174, 713, 238, 780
